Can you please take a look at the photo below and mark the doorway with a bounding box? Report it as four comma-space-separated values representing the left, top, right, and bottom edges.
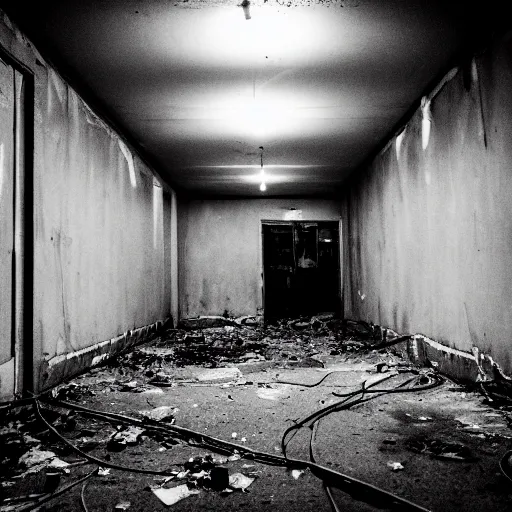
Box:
0, 52, 32, 399
262, 221, 340, 320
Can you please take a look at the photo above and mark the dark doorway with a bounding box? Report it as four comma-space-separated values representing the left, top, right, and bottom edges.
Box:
262, 221, 340, 320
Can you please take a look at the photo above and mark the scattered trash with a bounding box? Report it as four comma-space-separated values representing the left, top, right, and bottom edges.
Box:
417, 416, 433, 422
387, 461, 404, 471
140, 406, 177, 423
229, 473, 255, 491
114, 502, 131, 510
208, 467, 230, 491
18, 448, 70, 473
406, 437, 476, 461
184, 455, 216, 472
184, 334, 206, 344
98, 468, 111, 476
151, 484, 200, 506
51, 383, 95, 401
291, 469, 305, 479
231, 432, 237, 439
107, 426, 145, 451
376, 363, 389, 373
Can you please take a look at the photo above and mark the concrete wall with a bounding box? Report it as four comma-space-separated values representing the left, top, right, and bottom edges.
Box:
0, 10, 177, 394
178, 198, 341, 318
341, 33, 512, 374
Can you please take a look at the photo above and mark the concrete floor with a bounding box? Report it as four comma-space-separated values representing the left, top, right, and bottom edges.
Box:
2, 322, 512, 511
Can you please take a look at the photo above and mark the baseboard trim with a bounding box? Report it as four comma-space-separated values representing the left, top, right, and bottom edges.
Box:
40, 318, 167, 391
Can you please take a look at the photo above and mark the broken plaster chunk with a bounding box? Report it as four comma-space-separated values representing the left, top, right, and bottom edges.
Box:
151, 484, 200, 506
114, 502, 131, 510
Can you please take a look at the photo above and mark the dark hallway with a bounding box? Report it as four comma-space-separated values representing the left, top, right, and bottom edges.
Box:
1, 1, 512, 510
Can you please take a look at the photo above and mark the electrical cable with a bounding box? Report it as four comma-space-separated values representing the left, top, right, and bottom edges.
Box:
499, 450, 512, 484
366, 335, 413, 351
281, 372, 442, 512
0, 393, 49, 409
310, 420, 341, 512
34, 400, 186, 476
5, 469, 98, 512
281, 374, 397, 456
282, 373, 441, 457
331, 373, 438, 397
80, 478, 92, 512
276, 370, 339, 387
37, 392, 434, 511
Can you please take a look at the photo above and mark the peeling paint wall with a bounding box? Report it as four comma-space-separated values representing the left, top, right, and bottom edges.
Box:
178, 198, 341, 318
342, 33, 512, 374
0, 11, 175, 394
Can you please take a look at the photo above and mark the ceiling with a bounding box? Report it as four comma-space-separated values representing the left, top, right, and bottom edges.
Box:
0, 0, 497, 196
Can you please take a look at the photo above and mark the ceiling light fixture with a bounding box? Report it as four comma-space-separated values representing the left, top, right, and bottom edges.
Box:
241, 0, 251, 20
258, 146, 266, 192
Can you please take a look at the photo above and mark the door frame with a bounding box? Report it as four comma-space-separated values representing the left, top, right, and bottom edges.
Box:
0, 46, 34, 398
260, 219, 343, 321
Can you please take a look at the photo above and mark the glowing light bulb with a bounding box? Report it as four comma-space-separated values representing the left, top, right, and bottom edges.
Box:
259, 182, 267, 192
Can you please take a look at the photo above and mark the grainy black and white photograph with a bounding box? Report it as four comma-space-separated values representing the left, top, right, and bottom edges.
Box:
0, 0, 511, 510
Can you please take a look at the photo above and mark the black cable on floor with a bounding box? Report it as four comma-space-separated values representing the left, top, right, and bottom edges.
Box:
80, 478, 92, 512
39, 396, 433, 512
34, 400, 187, 476
499, 450, 512, 483
281, 373, 397, 456
276, 370, 338, 387
282, 372, 443, 512
6, 469, 98, 512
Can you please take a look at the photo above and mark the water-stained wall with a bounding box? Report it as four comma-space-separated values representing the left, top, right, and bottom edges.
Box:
178, 198, 341, 318
0, 11, 176, 394
342, 33, 512, 374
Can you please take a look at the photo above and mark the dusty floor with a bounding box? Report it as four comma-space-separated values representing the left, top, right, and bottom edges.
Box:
2, 317, 512, 511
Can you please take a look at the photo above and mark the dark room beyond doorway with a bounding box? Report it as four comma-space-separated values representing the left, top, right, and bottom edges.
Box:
262, 221, 340, 320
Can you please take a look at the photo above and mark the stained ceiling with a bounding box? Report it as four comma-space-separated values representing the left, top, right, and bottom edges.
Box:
0, 0, 497, 196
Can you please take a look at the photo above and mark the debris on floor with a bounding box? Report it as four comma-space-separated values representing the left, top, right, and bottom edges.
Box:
405, 437, 476, 461
386, 461, 405, 471
151, 484, 200, 506
3, 315, 512, 511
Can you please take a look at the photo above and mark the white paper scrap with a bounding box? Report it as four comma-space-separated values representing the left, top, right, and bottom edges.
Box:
151, 485, 200, 506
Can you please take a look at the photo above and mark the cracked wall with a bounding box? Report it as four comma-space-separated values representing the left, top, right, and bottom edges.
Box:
341, 32, 512, 375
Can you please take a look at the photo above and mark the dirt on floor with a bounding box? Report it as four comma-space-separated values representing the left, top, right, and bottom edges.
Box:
2, 316, 512, 512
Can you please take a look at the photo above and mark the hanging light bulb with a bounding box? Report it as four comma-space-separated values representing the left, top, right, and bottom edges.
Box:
258, 146, 266, 192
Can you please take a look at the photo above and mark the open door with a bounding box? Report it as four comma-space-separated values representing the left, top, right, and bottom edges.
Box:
0, 54, 31, 399
263, 221, 340, 320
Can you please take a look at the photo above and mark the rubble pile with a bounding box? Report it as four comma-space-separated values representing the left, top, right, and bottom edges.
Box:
109, 315, 392, 376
